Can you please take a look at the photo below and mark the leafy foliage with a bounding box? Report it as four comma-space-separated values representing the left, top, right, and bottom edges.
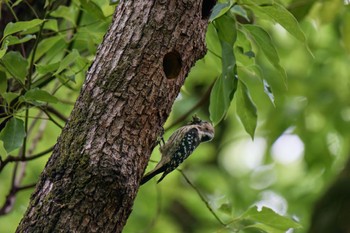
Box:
0, 117, 25, 153
207, 0, 302, 137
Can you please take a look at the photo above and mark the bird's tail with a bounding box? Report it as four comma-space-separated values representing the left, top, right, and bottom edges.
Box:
140, 166, 166, 185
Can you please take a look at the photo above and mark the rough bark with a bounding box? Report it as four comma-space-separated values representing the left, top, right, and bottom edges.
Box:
16, 0, 213, 232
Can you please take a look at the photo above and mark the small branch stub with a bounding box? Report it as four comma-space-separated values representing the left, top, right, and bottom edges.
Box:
163, 51, 182, 79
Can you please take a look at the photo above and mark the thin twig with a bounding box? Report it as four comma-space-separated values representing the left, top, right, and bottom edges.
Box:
0, 180, 37, 215
45, 106, 68, 122
40, 107, 64, 129
178, 169, 227, 227
0, 146, 54, 173
15, 183, 37, 192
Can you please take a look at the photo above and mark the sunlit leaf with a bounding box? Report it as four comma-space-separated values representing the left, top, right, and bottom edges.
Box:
36, 62, 60, 75
236, 80, 257, 139
81, 0, 106, 20
2, 19, 43, 39
23, 88, 58, 104
0, 117, 26, 153
209, 2, 233, 22
2, 92, 19, 104
5, 34, 36, 46
50, 6, 77, 23
245, 223, 285, 233
0, 141, 7, 157
54, 49, 80, 75
0, 40, 9, 59
214, 14, 237, 45
44, 19, 59, 32
242, 206, 302, 231
206, 23, 222, 58
247, 3, 306, 42
230, 5, 250, 22
210, 13, 238, 125
238, 65, 276, 107
34, 35, 64, 62
243, 24, 287, 86
236, 29, 254, 59
214, 14, 237, 80
210, 74, 237, 125
1, 51, 28, 83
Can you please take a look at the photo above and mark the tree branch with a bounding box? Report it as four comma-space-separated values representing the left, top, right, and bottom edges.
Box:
178, 169, 227, 227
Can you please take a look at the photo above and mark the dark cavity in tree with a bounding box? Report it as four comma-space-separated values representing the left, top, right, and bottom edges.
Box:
163, 51, 182, 79
201, 0, 217, 19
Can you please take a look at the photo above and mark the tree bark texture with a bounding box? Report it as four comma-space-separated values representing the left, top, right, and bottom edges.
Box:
16, 0, 212, 232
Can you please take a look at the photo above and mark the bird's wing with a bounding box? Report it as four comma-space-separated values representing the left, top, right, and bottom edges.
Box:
156, 127, 201, 183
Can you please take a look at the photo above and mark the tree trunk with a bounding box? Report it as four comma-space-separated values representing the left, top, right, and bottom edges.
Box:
16, 0, 213, 232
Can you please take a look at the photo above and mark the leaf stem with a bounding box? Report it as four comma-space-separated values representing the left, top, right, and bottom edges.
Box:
178, 169, 227, 227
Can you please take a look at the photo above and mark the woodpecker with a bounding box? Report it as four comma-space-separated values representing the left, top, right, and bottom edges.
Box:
140, 116, 214, 185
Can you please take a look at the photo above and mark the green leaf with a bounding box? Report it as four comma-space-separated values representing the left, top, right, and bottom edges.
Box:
247, 3, 306, 42
54, 49, 80, 75
34, 35, 64, 62
209, 2, 233, 22
206, 23, 222, 57
243, 25, 287, 86
2, 92, 19, 104
0, 117, 26, 153
5, 34, 36, 46
0, 141, 7, 157
221, 41, 236, 77
236, 80, 257, 139
263, 3, 306, 42
210, 74, 237, 126
23, 88, 58, 104
0, 40, 9, 59
214, 14, 237, 80
214, 14, 237, 45
242, 206, 302, 231
245, 223, 285, 233
36, 62, 60, 75
210, 14, 238, 125
50, 6, 77, 23
1, 51, 28, 83
80, 0, 106, 20
3, 19, 43, 39
230, 5, 250, 22
238, 65, 276, 107
43, 19, 59, 32
236, 29, 255, 60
